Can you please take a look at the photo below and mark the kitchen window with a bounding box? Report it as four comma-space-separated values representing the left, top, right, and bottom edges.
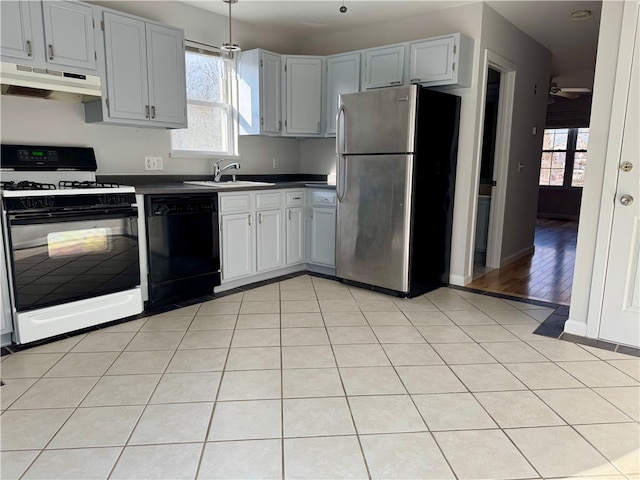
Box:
171, 41, 239, 157
539, 127, 589, 187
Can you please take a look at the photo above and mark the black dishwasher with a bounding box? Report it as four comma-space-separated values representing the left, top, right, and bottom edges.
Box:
145, 193, 221, 309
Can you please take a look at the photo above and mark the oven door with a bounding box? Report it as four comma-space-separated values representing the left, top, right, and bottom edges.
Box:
6, 207, 140, 312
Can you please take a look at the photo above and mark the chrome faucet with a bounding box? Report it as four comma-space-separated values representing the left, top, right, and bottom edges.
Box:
213, 159, 241, 182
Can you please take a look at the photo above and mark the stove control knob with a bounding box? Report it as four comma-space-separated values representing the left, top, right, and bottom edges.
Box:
39, 196, 54, 208
22, 197, 38, 209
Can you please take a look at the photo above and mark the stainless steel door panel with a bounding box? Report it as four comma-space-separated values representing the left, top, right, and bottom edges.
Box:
336, 154, 413, 292
337, 85, 417, 154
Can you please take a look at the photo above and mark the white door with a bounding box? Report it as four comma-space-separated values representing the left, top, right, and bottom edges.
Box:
284, 56, 323, 136
261, 51, 282, 135
42, 1, 96, 70
221, 212, 253, 280
103, 12, 148, 122
256, 209, 282, 272
0, 1, 36, 62
408, 35, 455, 84
364, 45, 404, 89
325, 53, 360, 135
286, 207, 304, 265
599, 4, 640, 348
311, 206, 336, 266
146, 22, 186, 127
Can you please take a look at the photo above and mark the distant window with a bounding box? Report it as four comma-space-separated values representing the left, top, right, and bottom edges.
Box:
170, 42, 238, 157
539, 127, 589, 187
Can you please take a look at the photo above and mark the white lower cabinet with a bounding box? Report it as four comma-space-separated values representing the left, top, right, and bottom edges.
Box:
306, 189, 337, 268
219, 189, 305, 287
218, 187, 337, 288
220, 211, 253, 280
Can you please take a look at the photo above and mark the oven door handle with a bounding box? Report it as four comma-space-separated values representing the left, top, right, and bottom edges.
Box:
10, 207, 138, 225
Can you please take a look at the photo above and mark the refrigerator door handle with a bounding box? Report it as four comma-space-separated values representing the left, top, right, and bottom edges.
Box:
337, 154, 347, 203
336, 104, 347, 202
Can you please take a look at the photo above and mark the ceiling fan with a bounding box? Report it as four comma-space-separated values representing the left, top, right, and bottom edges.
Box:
548, 81, 592, 104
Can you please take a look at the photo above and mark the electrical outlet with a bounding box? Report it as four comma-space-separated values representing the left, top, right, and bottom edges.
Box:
272, 158, 278, 169
145, 156, 163, 170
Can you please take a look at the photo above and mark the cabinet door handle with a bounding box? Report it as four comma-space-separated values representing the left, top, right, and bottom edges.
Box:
26, 40, 32, 57
151, 106, 156, 119
317, 122, 320, 133
258, 212, 263, 224
248, 214, 252, 226
410, 78, 421, 83
145, 105, 150, 119
48, 44, 54, 60
278, 121, 282, 131
390, 81, 402, 85
288, 210, 291, 220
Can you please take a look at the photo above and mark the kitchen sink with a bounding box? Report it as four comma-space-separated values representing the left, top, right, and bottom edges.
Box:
183, 180, 276, 188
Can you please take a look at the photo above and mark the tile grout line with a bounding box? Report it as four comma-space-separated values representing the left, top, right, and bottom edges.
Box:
192, 291, 242, 480
105, 307, 200, 480
320, 282, 374, 480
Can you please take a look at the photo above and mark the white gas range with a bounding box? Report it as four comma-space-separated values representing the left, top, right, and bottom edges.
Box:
1, 144, 143, 345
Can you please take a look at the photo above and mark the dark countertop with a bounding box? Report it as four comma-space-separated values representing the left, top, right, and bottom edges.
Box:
97, 174, 335, 195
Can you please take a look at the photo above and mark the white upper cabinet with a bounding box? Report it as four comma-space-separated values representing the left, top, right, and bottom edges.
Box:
325, 52, 360, 136
238, 48, 282, 136
237, 32, 473, 137
145, 23, 187, 125
408, 33, 473, 87
42, 1, 96, 71
1, 0, 99, 72
282, 55, 323, 136
363, 45, 405, 89
0, 1, 39, 63
86, 10, 186, 128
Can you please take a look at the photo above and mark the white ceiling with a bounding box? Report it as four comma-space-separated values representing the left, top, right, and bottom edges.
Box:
182, 0, 602, 89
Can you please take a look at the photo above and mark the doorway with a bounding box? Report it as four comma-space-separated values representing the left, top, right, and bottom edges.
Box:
469, 50, 517, 278
473, 67, 501, 276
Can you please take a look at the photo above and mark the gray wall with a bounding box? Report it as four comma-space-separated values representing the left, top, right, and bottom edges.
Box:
479, 4, 551, 269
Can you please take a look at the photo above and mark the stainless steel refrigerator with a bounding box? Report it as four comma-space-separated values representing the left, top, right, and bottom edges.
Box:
335, 84, 461, 297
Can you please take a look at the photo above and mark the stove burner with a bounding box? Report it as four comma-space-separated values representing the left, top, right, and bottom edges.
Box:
59, 181, 121, 189
1, 180, 56, 191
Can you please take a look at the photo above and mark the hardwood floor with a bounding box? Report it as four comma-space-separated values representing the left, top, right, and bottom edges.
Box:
466, 218, 578, 305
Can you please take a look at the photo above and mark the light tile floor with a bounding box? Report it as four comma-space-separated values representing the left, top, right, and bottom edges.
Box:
1, 275, 639, 480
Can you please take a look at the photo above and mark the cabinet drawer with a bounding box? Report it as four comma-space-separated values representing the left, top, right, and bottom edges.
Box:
256, 192, 282, 210
311, 190, 336, 206
286, 190, 304, 207
219, 193, 251, 213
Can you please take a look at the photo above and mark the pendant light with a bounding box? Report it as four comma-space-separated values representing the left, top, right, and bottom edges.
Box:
221, 0, 240, 53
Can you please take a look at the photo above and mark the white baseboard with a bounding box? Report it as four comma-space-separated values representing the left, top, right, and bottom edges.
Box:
563, 318, 588, 337
449, 274, 470, 287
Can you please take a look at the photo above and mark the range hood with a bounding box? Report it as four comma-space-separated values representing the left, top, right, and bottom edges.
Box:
0, 62, 102, 101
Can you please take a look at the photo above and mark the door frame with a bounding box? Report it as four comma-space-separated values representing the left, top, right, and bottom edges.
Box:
472, 50, 517, 272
